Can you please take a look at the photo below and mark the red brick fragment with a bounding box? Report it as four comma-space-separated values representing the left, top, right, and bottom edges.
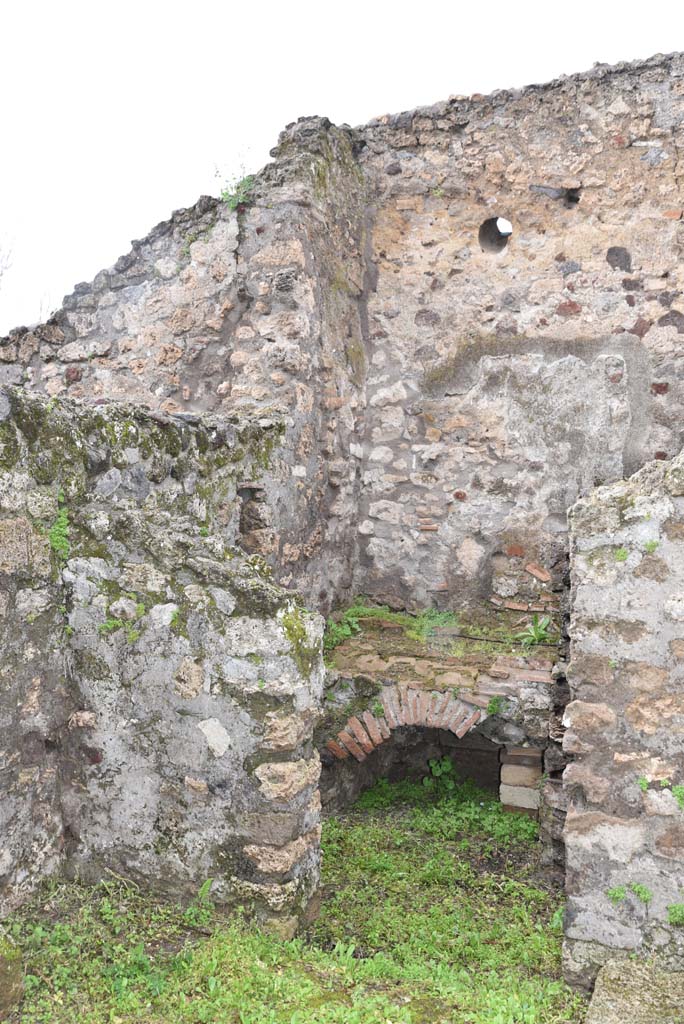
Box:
347, 716, 375, 753
436, 698, 459, 730
505, 544, 525, 557
338, 731, 365, 762
557, 299, 581, 317
445, 700, 469, 732
628, 317, 651, 339
525, 562, 551, 583
381, 690, 400, 729
428, 691, 451, 728
663, 209, 683, 220
417, 690, 431, 725
455, 709, 481, 738
651, 381, 669, 395
464, 693, 490, 708
362, 711, 384, 746
326, 739, 349, 760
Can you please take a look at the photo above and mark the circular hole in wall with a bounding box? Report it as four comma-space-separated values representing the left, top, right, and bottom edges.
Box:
478, 216, 513, 253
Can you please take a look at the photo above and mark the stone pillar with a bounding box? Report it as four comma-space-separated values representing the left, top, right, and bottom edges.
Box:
0, 389, 327, 933
563, 450, 684, 988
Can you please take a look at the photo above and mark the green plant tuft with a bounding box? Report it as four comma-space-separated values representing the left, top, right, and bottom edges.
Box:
183, 879, 214, 929
514, 614, 552, 647
221, 174, 256, 211
48, 500, 70, 564
98, 617, 124, 636
668, 903, 684, 926
606, 886, 627, 906
629, 882, 652, 904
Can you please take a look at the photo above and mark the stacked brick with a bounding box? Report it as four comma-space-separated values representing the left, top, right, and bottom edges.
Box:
500, 747, 543, 815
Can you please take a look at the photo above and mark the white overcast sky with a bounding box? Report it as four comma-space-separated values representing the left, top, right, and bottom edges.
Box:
1, 0, 683, 334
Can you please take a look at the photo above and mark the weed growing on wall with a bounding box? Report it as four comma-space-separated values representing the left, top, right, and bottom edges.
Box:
487, 695, 505, 715
668, 904, 684, 926
48, 492, 70, 563
220, 174, 256, 211
606, 885, 627, 906
323, 599, 458, 652
514, 615, 552, 647
629, 883, 653, 905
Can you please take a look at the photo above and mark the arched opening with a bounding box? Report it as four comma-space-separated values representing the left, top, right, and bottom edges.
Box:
310, 603, 575, 1021
317, 603, 566, 869
319, 689, 542, 820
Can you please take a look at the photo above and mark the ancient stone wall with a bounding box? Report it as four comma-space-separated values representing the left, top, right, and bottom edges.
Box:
0, 387, 324, 934
1, 51, 684, 984
564, 449, 684, 986
0, 120, 370, 612
5, 55, 684, 618
355, 52, 684, 611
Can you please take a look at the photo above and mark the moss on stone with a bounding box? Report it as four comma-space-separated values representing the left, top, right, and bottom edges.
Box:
48, 500, 70, 564
345, 337, 366, 385
280, 604, 319, 679
0, 420, 21, 469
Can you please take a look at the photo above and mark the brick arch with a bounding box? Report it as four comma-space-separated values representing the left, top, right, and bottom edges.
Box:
321, 683, 546, 818
324, 685, 484, 763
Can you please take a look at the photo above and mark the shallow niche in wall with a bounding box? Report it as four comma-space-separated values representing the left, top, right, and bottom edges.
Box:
478, 216, 513, 253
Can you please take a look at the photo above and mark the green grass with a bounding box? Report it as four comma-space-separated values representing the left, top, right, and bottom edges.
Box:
7, 777, 586, 1023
